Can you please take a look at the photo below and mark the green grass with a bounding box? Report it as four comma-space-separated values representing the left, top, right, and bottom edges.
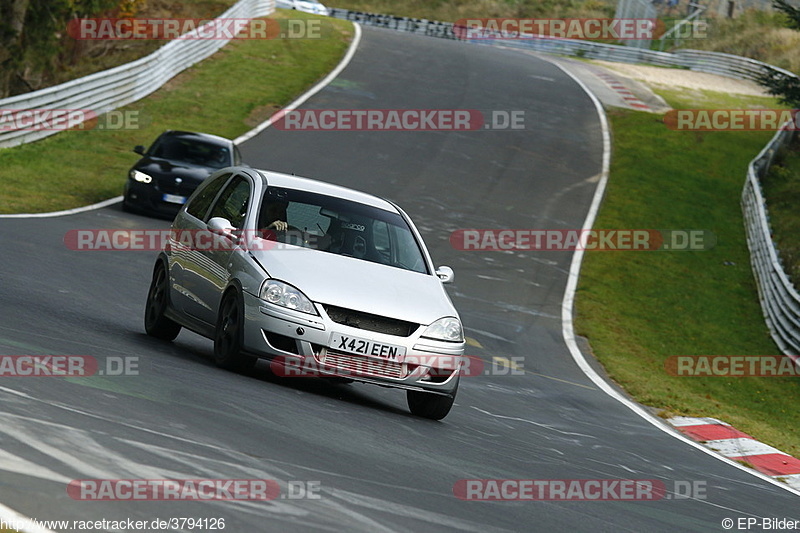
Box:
0, 11, 353, 213
654, 87, 785, 110
574, 91, 800, 457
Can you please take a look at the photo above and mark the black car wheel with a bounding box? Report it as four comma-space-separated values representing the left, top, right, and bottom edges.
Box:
407, 379, 458, 420
144, 263, 181, 340
214, 290, 257, 372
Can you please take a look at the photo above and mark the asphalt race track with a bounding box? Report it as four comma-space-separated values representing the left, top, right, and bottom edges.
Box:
0, 26, 797, 532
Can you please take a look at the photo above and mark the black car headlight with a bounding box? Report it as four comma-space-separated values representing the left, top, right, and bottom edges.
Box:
131, 170, 153, 184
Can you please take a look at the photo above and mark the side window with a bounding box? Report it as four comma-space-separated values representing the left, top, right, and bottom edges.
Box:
208, 175, 251, 229
185, 173, 230, 221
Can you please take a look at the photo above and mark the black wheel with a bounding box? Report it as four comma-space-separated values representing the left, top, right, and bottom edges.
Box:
214, 291, 257, 372
144, 263, 181, 340
407, 380, 458, 420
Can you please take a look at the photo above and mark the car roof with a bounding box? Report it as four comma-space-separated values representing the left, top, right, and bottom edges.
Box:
160, 130, 233, 146
252, 168, 400, 213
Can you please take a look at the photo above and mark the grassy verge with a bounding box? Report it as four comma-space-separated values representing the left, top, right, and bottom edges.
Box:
760, 135, 800, 284
0, 11, 352, 213
575, 88, 800, 457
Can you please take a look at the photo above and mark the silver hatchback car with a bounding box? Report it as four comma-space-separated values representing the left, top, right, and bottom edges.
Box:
144, 166, 465, 419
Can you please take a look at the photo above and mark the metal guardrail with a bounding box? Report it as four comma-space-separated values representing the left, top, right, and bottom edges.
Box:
328, 9, 460, 39
0, 0, 275, 148
330, 7, 458, 39
675, 49, 797, 80
742, 127, 800, 359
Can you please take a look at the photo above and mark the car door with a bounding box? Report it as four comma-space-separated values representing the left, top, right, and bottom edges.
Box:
168, 171, 231, 316
182, 173, 253, 325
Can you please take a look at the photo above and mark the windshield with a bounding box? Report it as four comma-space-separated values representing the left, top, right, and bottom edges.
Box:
258, 187, 429, 274
149, 135, 231, 169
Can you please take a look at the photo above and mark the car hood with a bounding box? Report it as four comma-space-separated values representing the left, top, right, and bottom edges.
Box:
250, 247, 457, 326
134, 157, 216, 183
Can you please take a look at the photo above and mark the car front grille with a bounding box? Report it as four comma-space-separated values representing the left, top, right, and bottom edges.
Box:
322, 350, 409, 379
157, 177, 198, 196
322, 305, 418, 337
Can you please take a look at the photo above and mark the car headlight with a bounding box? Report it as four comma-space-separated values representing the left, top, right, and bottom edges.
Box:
131, 170, 152, 184
421, 317, 464, 342
260, 280, 317, 315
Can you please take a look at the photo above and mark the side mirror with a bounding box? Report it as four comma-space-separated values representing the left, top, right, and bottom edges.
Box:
435, 266, 454, 284
207, 217, 235, 238
133, 145, 146, 155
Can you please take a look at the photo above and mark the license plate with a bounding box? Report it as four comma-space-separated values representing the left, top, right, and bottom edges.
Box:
329, 333, 406, 363
162, 193, 187, 204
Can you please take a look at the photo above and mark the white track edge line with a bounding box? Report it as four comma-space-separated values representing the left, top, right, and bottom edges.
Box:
545, 56, 800, 498
0, 196, 123, 219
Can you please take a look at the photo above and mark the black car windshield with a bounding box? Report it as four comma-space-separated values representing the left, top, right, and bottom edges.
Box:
258, 187, 429, 274
150, 135, 231, 169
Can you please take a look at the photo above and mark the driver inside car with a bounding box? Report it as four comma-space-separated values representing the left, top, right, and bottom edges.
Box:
259, 200, 289, 235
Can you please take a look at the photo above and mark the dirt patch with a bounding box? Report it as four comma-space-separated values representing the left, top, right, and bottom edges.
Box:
244, 103, 283, 128
591, 59, 771, 97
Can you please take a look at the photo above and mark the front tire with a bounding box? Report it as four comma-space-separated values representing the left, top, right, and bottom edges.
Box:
407, 380, 458, 420
144, 263, 181, 341
214, 291, 257, 372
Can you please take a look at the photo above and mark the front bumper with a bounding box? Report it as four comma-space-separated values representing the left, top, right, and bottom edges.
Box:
241, 292, 464, 396
123, 180, 188, 218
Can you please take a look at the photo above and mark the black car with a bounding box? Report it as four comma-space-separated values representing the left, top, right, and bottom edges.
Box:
122, 130, 244, 218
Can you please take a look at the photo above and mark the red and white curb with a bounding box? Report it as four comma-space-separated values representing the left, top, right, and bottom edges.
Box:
591, 70, 651, 111
669, 416, 800, 490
